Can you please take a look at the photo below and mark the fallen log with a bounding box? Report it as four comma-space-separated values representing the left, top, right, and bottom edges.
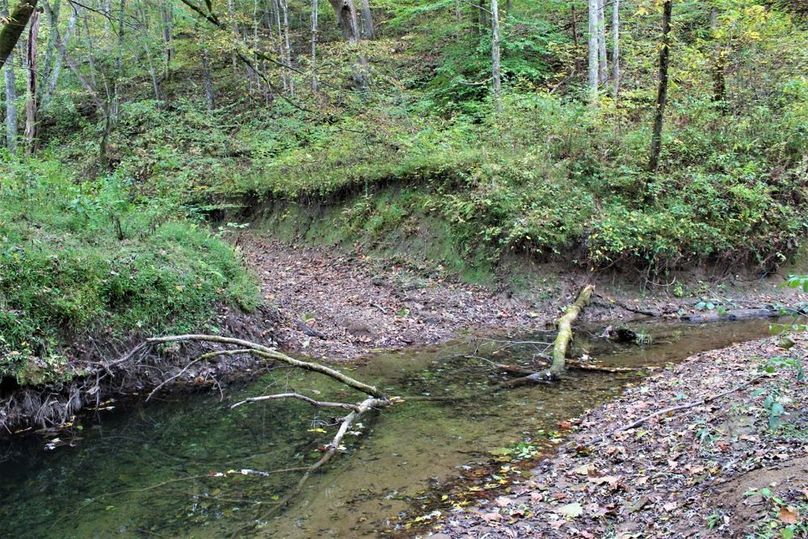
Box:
550, 285, 596, 377
504, 284, 595, 387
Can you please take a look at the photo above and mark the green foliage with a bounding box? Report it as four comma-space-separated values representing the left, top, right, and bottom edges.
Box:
0, 154, 258, 385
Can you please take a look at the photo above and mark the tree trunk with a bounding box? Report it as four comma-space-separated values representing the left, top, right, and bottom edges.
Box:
160, 0, 172, 76
328, 0, 367, 89
358, 0, 373, 39
310, 0, 318, 92
23, 7, 38, 154
710, 9, 726, 112
329, 0, 359, 43
0, 0, 39, 72
201, 48, 214, 111
648, 0, 672, 172
39, 0, 57, 97
272, 0, 287, 91
490, 0, 501, 112
611, 0, 620, 97
587, 0, 598, 101
41, 0, 74, 107
570, 5, 578, 48
1, 0, 17, 151
596, 0, 607, 84
280, 0, 294, 95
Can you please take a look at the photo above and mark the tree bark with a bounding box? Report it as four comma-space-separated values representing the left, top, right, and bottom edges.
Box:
160, 0, 172, 76
596, 0, 607, 84
648, 0, 672, 173
310, 0, 318, 92
39, 0, 57, 96
329, 0, 359, 42
23, 7, 38, 154
280, 0, 294, 95
0, 0, 39, 72
611, 0, 620, 97
40, 0, 74, 107
587, 0, 598, 101
358, 0, 373, 39
490, 0, 501, 112
1, 0, 17, 151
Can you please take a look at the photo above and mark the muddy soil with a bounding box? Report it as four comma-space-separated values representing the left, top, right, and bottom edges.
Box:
240, 234, 808, 362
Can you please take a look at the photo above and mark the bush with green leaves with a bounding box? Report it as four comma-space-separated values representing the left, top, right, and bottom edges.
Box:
0, 153, 258, 386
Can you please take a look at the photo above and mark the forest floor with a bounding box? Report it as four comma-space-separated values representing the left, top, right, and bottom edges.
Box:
427, 335, 808, 538
239, 234, 808, 361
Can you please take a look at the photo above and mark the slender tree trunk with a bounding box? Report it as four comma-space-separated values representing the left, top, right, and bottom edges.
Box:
587, 0, 598, 101
23, 7, 38, 154
490, 0, 501, 112
310, 0, 318, 92
160, 0, 172, 76
137, 3, 161, 102
596, 0, 607, 84
611, 0, 620, 97
39, 0, 57, 95
41, 0, 74, 106
570, 5, 578, 48
0, 0, 39, 71
1, 0, 18, 151
227, 0, 237, 71
648, 0, 672, 173
43, 3, 75, 105
201, 48, 214, 111
3, 51, 17, 151
110, 0, 125, 123
272, 0, 287, 91
710, 8, 726, 112
280, 0, 293, 95
358, 0, 373, 39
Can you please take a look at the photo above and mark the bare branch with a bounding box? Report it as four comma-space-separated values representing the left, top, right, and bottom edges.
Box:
231, 392, 360, 411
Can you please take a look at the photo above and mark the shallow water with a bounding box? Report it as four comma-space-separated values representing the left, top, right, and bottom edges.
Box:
0, 318, 782, 538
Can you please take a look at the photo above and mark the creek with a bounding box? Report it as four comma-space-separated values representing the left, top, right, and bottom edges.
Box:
0, 318, 783, 538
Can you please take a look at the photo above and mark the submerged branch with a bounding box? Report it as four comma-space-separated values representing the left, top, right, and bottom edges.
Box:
231, 392, 361, 411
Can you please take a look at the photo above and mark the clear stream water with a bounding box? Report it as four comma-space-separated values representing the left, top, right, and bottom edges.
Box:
0, 318, 782, 538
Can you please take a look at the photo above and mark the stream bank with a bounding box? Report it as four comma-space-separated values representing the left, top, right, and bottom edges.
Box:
3, 233, 807, 437
429, 334, 807, 538
240, 234, 808, 362
0, 318, 794, 538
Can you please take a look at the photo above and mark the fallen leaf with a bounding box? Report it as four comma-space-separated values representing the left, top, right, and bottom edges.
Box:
555, 502, 583, 519
574, 463, 597, 476
779, 505, 799, 524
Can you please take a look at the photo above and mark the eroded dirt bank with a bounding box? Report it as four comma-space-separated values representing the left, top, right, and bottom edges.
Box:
241, 234, 808, 361
428, 335, 807, 538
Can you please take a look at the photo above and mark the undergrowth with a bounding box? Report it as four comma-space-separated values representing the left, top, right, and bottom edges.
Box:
0, 154, 259, 385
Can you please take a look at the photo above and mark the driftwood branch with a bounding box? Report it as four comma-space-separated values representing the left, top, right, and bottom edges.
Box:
144, 334, 386, 398
231, 392, 361, 411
